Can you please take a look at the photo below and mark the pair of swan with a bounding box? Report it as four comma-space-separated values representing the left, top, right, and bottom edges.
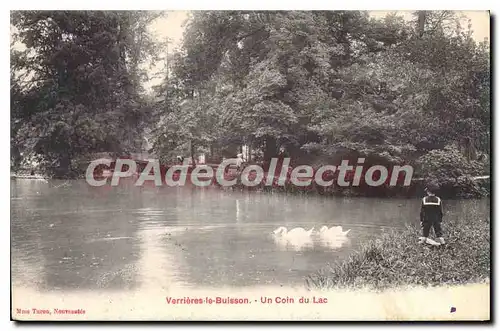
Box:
272, 225, 351, 251
272, 226, 351, 237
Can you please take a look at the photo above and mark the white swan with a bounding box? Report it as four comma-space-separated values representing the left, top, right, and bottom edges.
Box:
318, 225, 351, 250
272, 226, 314, 251
273, 226, 315, 237
319, 225, 351, 236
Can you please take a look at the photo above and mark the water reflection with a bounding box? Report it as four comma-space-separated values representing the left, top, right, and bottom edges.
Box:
317, 236, 351, 250
136, 217, 186, 291
272, 234, 314, 252
11, 179, 490, 292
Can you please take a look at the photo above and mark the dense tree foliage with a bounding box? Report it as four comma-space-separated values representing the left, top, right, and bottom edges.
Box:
151, 11, 490, 196
11, 11, 163, 177
11, 11, 490, 196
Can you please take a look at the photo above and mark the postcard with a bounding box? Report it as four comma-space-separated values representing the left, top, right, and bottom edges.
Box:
10, 9, 491, 321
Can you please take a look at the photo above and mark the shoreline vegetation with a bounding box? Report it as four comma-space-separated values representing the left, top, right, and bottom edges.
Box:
306, 206, 490, 291
10, 167, 490, 199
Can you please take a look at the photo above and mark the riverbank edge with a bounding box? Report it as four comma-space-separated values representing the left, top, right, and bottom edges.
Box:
10, 172, 490, 199
305, 212, 491, 291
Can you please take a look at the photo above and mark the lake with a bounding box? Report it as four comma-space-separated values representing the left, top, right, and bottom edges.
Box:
11, 179, 489, 293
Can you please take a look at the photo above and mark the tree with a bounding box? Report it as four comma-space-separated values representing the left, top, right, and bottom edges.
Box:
151, 10, 489, 196
11, 11, 163, 177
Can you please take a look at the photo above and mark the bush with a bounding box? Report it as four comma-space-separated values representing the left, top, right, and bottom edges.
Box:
306, 207, 490, 290
416, 145, 489, 198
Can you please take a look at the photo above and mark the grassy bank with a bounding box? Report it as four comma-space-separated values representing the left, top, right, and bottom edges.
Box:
306, 208, 490, 290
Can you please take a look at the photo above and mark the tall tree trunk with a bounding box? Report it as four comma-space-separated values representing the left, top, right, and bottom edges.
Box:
417, 11, 427, 37
264, 136, 277, 163
189, 140, 196, 165
55, 153, 72, 178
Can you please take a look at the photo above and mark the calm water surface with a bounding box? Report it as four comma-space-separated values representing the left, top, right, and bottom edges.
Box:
11, 179, 489, 292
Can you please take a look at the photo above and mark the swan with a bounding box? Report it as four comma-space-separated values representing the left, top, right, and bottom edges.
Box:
272, 226, 314, 251
273, 226, 314, 237
319, 225, 351, 236
318, 225, 351, 250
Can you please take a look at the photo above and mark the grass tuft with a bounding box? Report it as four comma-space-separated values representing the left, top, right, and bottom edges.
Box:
306, 209, 490, 291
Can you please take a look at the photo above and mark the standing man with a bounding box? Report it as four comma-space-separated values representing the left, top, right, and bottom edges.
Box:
235, 153, 244, 186
236, 153, 244, 171
419, 183, 445, 244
